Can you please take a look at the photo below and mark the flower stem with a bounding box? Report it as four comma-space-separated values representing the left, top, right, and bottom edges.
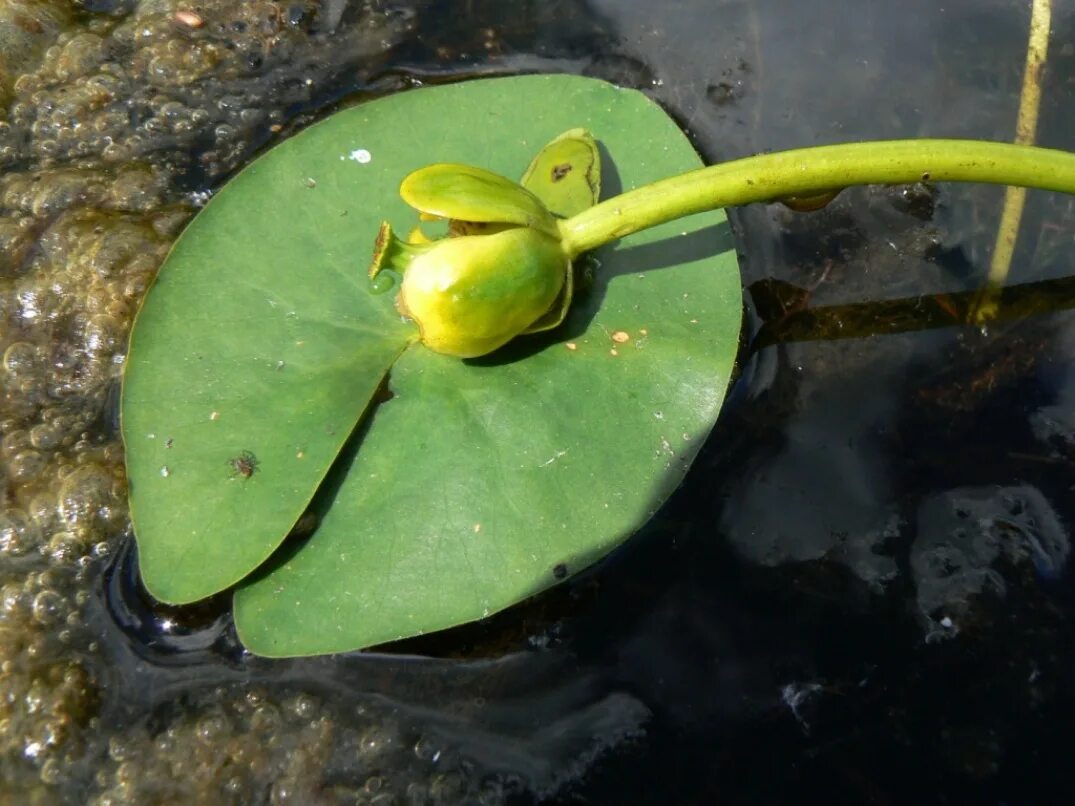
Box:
558, 139, 1075, 258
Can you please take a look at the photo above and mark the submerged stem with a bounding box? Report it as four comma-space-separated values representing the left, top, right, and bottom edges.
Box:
976, 0, 1052, 319
559, 139, 1075, 257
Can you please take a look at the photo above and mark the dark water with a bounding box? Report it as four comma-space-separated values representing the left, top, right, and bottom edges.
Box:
4, 0, 1075, 802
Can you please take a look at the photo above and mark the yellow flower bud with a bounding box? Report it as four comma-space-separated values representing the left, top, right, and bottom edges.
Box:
369, 161, 578, 358
397, 226, 569, 358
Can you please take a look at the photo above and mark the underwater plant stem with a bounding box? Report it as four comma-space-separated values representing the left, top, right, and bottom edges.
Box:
978, 0, 1052, 317
559, 139, 1075, 257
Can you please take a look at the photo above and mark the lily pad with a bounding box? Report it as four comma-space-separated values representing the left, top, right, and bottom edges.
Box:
122, 75, 742, 656
121, 141, 417, 604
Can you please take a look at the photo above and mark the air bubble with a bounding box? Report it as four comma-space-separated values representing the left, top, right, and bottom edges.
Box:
196, 714, 230, 742
10, 449, 46, 483
31, 590, 65, 625
3, 342, 40, 376
47, 531, 86, 564
0, 510, 41, 557
413, 735, 440, 761
58, 464, 120, 529
284, 694, 318, 720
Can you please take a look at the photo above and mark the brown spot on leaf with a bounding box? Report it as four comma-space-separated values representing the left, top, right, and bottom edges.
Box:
553, 563, 568, 580
551, 163, 573, 182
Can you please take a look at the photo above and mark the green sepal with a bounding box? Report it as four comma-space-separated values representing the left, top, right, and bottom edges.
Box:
400, 163, 559, 236
521, 128, 601, 218
522, 254, 574, 334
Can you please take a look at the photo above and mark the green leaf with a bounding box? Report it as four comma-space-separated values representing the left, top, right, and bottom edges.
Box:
121, 109, 419, 603
521, 127, 601, 218
227, 75, 742, 656
400, 163, 558, 235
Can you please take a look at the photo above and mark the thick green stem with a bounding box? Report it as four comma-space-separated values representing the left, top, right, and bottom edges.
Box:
558, 139, 1075, 258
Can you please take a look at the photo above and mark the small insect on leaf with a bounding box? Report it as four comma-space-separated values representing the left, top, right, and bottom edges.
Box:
229, 450, 259, 479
